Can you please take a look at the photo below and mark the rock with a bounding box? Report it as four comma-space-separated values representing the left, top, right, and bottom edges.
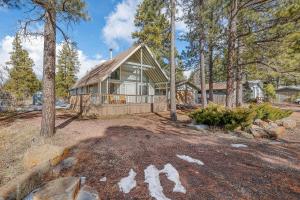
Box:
249, 125, 269, 138
23, 144, 68, 170
265, 119, 273, 123
32, 177, 80, 200
269, 122, 278, 128
235, 130, 254, 139
0, 161, 51, 200
276, 118, 297, 129
53, 157, 78, 176
253, 119, 269, 129
76, 185, 99, 200
265, 126, 286, 139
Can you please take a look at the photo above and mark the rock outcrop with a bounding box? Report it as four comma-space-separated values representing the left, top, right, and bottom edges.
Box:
276, 118, 297, 129
31, 177, 80, 200
53, 157, 78, 176
76, 185, 99, 200
23, 144, 68, 170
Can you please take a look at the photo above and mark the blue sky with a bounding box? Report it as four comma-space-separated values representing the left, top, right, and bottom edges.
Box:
0, 0, 187, 79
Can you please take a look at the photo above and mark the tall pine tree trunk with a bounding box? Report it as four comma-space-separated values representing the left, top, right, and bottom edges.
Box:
208, 10, 214, 103
40, 9, 56, 137
236, 38, 243, 106
226, 0, 237, 108
170, 0, 177, 121
200, 37, 207, 108
208, 43, 214, 102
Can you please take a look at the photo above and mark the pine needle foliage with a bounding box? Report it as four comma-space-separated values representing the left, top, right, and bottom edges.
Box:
4, 33, 40, 100
56, 42, 80, 99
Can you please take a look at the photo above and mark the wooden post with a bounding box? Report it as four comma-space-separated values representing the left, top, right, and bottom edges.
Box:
99, 81, 102, 104
140, 48, 143, 103
106, 78, 109, 94
136, 70, 138, 103
141, 48, 143, 84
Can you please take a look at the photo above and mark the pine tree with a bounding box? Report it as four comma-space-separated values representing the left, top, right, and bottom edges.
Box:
132, 0, 170, 70
56, 42, 80, 99
14, 0, 89, 137
170, 0, 177, 121
4, 33, 40, 100
181, 0, 211, 108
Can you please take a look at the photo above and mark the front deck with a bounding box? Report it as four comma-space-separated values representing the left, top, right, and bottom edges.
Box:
70, 94, 168, 116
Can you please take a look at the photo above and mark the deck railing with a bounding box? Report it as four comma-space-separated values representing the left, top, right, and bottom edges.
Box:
89, 94, 167, 105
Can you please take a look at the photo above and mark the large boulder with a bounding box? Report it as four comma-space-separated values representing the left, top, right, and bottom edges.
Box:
76, 185, 99, 200
234, 130, 254, 139
52, 157, 78, 176
23, 144, 68, 170
31, 177, 80, 200
265, 126, 286, 139
249, 125, 269, 138
276, 118, 297, 129
0, 162, 51, 200
253, 119, 269, 129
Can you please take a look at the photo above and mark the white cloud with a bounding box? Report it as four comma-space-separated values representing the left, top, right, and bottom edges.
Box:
77, 50, 105, 78
176, 2, 187, 33
102, 0, 142, 49
0, 35, 101, 81
102, 0, 187, 50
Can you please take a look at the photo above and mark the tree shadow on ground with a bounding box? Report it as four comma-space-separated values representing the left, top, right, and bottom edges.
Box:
0, 111, 42, 126
46, 124, 300, 200
55, 113, 81, 130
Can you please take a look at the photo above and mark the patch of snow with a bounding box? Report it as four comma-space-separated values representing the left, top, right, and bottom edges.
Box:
100, 177, 107, 182
195, 124, 209, 130
118, 169, 137, 194
188, 123, 209, 131
144, 164, 186, 200
176, 155, 204, 166
231, 144, 248, 148
161, 164, 186, 193
144, 165, 171, 200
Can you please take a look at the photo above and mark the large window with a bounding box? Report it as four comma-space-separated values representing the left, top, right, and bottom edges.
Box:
140, 85, 148, 95
111, 68, 120, 80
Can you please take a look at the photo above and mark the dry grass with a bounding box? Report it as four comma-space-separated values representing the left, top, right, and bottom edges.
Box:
0, 119, 40, 185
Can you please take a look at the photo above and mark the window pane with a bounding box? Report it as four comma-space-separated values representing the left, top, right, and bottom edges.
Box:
111, 68, 120, 80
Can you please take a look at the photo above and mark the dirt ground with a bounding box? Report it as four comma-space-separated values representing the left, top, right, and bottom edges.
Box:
0, 105, 300, 199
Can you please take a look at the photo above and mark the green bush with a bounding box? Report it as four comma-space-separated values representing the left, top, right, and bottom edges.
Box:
222, 107, 257, 131
189, 104, 225, 126
263, 84, 276, 102
189, 104, 256, 131
189, 103, 292, 131
250, 103, 293, 121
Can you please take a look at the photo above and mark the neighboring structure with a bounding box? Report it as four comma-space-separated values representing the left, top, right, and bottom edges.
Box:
175, 81, 199, 104
0, 91, 13, 111
244, 80, 264, 100
276, 86, 300, 103
70, 44, 169, 116
176, 80, 265, 105
33, 91, 43, 105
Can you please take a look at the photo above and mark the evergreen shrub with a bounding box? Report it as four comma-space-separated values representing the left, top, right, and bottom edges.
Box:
189, 103, 292, 130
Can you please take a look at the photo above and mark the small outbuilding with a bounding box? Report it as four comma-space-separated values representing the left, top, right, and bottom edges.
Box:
276, 86, 300, 103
